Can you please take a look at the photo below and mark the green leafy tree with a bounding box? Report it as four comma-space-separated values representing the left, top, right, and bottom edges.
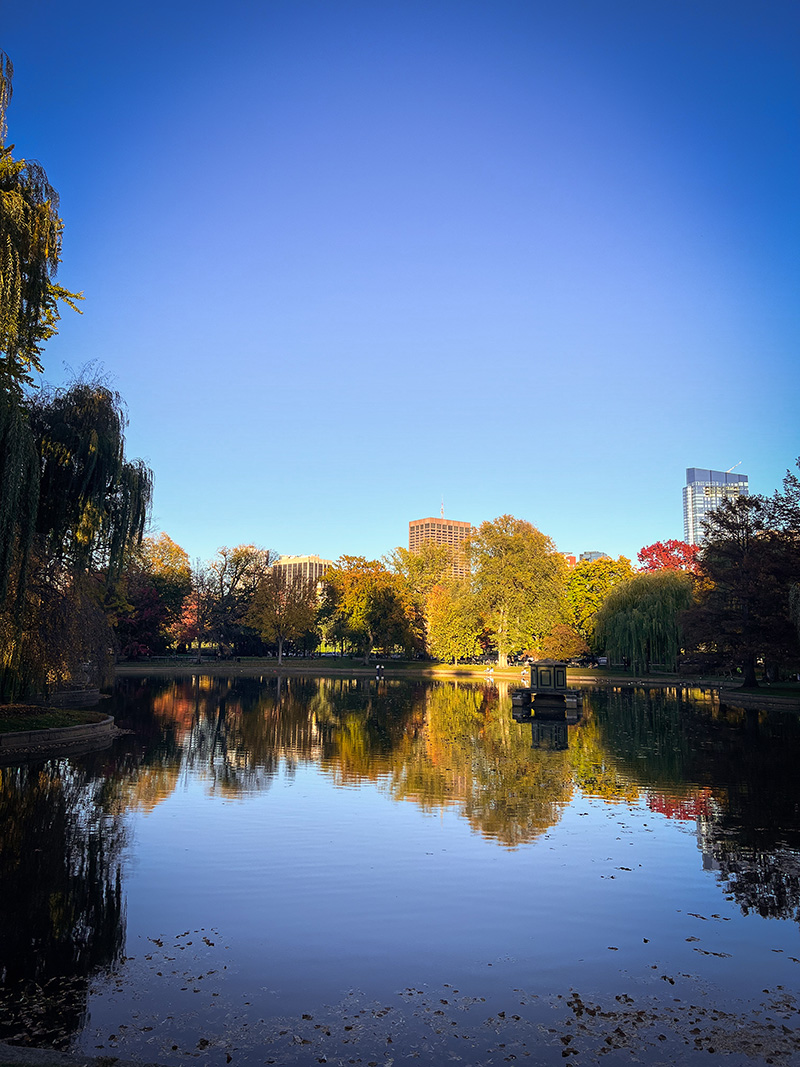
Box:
427, 581, 482, 664
566, 555, 634, 647
768, 457, 800, 647
684, 495, 800, 685
469, 515, 568, 668
320, 556, 415, 663
767, 456, 800, 530
594, 570, 693, 674
0, 53, 82, 392
246, 569, 319, 664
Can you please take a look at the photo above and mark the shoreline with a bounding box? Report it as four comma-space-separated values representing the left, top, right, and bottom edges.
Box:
112, 659, 800, 709
2, 665, 797, 738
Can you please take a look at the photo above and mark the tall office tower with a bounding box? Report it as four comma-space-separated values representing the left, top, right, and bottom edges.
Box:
408, 516, 472, 577
683, 467, 749, 544
271, 554, 333, 582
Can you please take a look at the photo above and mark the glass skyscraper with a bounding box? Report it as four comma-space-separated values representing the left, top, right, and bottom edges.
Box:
683, 467, 749, 544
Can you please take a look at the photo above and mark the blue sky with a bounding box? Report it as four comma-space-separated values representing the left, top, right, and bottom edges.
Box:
4, 0, 798, 565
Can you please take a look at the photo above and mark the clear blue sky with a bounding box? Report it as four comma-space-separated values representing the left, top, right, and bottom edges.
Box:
4, 0, 798, 565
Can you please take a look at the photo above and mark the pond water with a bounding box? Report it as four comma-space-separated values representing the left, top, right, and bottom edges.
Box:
2, 675, 800, 1066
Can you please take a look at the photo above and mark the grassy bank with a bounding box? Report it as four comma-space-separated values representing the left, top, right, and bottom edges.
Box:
0, 706, 106, 735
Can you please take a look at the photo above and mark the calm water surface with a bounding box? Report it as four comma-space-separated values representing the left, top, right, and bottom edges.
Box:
2, 675, 800, 1066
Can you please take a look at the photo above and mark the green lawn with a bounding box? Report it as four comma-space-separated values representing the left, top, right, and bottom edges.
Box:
0, 706, 106, 734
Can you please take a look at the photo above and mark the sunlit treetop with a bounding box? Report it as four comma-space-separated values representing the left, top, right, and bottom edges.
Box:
0, 52, 82, 392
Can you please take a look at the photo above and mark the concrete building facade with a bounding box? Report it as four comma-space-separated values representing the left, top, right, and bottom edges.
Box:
408, 517, 472, 578
271, 554, 333, 583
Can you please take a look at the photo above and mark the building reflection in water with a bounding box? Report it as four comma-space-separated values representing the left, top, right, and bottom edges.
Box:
515, 704, 584, 751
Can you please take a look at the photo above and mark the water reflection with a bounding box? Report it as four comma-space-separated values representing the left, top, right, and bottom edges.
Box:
0, 757, 126, 1046
108, 676, 800, 872
3, 676, 800, 1056
114, 676, 583, 847
531, 717, 569, 749
589, 686, 800, 921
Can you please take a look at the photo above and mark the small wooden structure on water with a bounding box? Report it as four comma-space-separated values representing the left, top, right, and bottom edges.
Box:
510, 659, 583, 722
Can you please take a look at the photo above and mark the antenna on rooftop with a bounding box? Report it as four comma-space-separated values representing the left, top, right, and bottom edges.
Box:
441, 497, 445, 519
726, 461, 742, 473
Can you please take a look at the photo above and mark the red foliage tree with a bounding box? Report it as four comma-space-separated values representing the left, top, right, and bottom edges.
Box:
637, 540, 700, 573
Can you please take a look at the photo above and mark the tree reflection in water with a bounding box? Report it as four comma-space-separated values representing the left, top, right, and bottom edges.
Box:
5, 674, 800, 1053
112, 675, 800, 892
129, 676, 586, 847
589, 685, 800, 923
0, 757, 126, 1047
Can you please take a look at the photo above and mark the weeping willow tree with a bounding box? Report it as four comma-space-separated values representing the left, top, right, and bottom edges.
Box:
1, 382, 153, 700
594, 570, 694, 674
0, 388, 38, 603
0, 56, 149, 698
29, 382, 152, 581
0, 52, 82, 393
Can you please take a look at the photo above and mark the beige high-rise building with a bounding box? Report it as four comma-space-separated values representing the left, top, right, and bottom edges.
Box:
271, 554, 332, 582
408, 517, 471, 577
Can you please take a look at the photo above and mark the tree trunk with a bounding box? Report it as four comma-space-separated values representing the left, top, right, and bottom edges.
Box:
277, 636, 284, 665
497, 651, 508, 669
742, 652, 758, 687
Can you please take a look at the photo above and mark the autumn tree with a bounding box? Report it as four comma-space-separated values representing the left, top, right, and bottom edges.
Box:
204, 545, 275, 654
116, 534, 192, 657
594, 570, 693, 674
320, 556, 415, 663
566, 555, 634, 647
539, 623, 589, 661
0, 53, 82, 392
389, 541, 457, 653
469, 515, 568, 668
169, 581, 214, 660
638, 540, 700, 573
246, 569, 319, 664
